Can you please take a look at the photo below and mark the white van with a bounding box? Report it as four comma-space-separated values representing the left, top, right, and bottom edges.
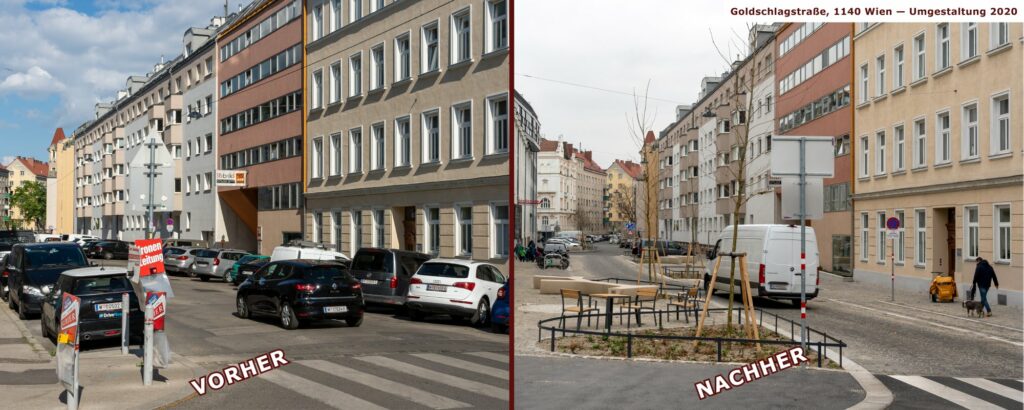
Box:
270, 242, 350, 264
704, 225, 819, 305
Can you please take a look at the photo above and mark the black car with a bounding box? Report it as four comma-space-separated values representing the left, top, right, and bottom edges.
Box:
349, 248, 431, 307
41, 267, 143, 344
0, 254, 9, 303
86, 241, 130, 260
6, 243, 90, 319
236, 260, 364, 330
232, 258, 271, 286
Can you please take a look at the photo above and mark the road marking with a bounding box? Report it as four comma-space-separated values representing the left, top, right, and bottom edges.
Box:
464, 351, 508, 363
354, 356, 508, 400
260, 367, 387, 410
826, 299, 1024, 347
411, 353, 509, 380
876, 300, 1024, 332
890, 375, 1003, 410
954, 378, 1024, 403
301, 360, 470, 409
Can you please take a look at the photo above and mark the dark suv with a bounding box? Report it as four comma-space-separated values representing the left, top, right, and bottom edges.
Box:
86, 241, 130, 260
236, 260, 364, 330
6, 243, 90, 319
349, 248, 431, 307
41, 267, 143, 344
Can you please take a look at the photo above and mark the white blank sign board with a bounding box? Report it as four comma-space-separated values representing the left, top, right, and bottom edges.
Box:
770, 136, 835, 177
782, 177, 823, 220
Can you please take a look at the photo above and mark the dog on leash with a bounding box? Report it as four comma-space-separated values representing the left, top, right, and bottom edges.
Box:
962, 300, 984, 317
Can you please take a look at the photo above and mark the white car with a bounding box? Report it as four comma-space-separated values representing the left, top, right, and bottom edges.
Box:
270, 243, 350, 264
405, 259, 507, 326
547, 238, 582, 252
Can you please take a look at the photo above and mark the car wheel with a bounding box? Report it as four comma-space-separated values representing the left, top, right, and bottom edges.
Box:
279, 303, 299, 330
0, 286, 7, 303
472, 298, 490, 327
409, 309, 425, 321
930, 294, 937, 303
346, 316, 363, 327
236, 296, 250, 319
7, 289, 14, 309
188, 264, 197, 278
17, 295, 28, 320
41, 318, 55, 343
199, 276, 209, 282
790, 299, 803, 308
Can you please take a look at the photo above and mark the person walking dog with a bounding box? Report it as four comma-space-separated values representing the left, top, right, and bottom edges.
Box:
971, 257, 999, 317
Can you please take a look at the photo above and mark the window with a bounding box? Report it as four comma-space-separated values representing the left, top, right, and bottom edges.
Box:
860, 213, 869, 261
995, 205, 1011, 262
422, 110, 440, 163
371, 0, 384, 12
877, 212, 887, 263
915, 209, 926, 266
349, 128, 362, 173
991, 94, 1010, 154
311, 4, 323, 41
370, 45, 384, 90
991, 23, 1010, 49
329, 133, 342, 177
962, 103, 979, 159
893, 45, 904, 89
453, 103, 472, 159
936, 112, 950, 163
487, 95, 508, 154
312, 211, 323, 243
896, 210, 905, 262
876, 55, 885, 95
913, 33, 926, 81
349, 0, 362, 23
311, 137, 323, 179
422, 23, 439, 73
914, 118, 927, 168
395, 34, 410, 81
186, 176, 192, 194
351, 211, 363, 254
835, 134, 851, 156
311, 69, 323, 109
371, 123, 385, 170
457, 206, 473, 256
492, 204, 509, 258
965, 206, 979, 260
961, 23, 978, 61
486, 0, 507, 52
329, 62, 341, 104
395, 116, 411, 166
875, 131, 886, 174
426, 207, 440, 256
451, 9, 471, 64
937, 23, 950, 71
894, 125, 905, 171
332, 211, 342, 251
859, 135, 869, 177
330, 0, 341, 32
349, 53, 362, 97
204, 172, 212, 191
373, 210, 385, 248
859, 64, 869, 103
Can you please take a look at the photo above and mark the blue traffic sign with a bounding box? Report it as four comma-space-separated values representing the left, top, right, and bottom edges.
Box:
886, 217, 900, 230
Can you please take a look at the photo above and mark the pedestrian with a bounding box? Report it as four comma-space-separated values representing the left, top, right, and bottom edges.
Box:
971, 257, 999, 317
515, 242, 526, 262
526, 240, 536, 262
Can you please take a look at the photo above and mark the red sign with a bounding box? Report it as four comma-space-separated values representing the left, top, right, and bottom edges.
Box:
60, 293, 81, 347
134, 239, 165, 277
147, 291, 166, 331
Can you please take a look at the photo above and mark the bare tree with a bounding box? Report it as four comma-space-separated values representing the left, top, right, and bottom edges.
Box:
624, 81, 663, 283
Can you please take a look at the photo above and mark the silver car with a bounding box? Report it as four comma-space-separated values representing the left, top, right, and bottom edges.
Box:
191, 249, 249, 282
164, 247, 199, 275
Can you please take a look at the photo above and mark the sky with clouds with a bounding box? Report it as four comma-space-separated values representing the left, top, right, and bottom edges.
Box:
0, 0, 248, 166
515, 1, 754, 168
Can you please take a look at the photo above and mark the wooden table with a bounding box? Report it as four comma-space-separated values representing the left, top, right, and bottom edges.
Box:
590, 293, 631, 334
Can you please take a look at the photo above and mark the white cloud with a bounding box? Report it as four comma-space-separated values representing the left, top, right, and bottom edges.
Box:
0, 66, 64, 93
1, 155, 15, 166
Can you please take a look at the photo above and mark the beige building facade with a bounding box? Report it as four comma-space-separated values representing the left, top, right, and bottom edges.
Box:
605, 159, 641, 234
6, 157, 49, 230
574, 151, 605, 235
48, 128, 76, 234
853, 23, 1023, 306
303, 0, 509, 262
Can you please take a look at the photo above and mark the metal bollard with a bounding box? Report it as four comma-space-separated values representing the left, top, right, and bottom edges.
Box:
121, 293, 129, 356
627, 333, 632, 358
143, 304, 153, 386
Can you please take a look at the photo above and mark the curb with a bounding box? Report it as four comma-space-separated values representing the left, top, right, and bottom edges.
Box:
0, 300, 52, 362
822, 270, 855, 282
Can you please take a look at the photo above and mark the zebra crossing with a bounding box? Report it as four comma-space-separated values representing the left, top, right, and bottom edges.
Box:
253, 350, 509, 409
880, 374, 1023, 409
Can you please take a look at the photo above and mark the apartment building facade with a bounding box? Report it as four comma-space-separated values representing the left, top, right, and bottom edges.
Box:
575, 150, 605, 235
605, 159, 641, 234
303, 0, 510, 262
852, 22, 1022, 306
774, 22, 853, 274
514, 90, 540, 243
217, 0, 305, 254
47, 128, 75, 234
0, 166, 8, 229
537, 139, 577, 239
8, 157, 50, 231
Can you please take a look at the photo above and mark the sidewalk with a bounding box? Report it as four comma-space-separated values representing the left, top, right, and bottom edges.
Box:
0, 305, 203, 409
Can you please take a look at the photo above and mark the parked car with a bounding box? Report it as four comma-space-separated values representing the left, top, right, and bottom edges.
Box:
232, 258, 271, 286
164, 247, 201, 275
80, 239, 101, 250
86, 240, 130, 260
548, 238, 581, 252
235, 260, 364, 329
271, 242, 350, 265
191, 249, 250, 282
228, 255, 269, 285
0, 230, 36, 259
163, 238, 208, 249
405, 259, 506, 327
349, 248, 432, 307
490, 281, 509, 333
0, 254, 8, 302
6, 243, 90, 319
61, 234, 99, 246
40, 267, 143, 344
704, 224, 819, 305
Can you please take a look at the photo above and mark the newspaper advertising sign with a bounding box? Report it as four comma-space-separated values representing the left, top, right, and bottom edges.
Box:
56, 293, 80, 392
146, 291, 172, 367
147, 292, 166, 331
130, 239, 174, 298
215, 170, 247, 187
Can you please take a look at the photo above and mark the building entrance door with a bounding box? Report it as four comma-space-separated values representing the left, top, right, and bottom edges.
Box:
944, 208, 956, 280
403, 207, 416, 251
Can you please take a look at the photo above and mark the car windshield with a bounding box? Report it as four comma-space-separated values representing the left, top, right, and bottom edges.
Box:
304, 266, 351, 281
196, 250, 219, 258
351, 252, 390, 271
73, 276, 133, 295
25, 247, 87, 268
165, 248, 186, 256
416, 263, 470, 279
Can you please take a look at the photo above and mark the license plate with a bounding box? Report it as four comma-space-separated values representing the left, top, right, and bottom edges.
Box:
426, 284, 447, 292
324, 306, 348, 313
361, 279, 379, 285
769, 283, 787, 290
95, 302, 122, 311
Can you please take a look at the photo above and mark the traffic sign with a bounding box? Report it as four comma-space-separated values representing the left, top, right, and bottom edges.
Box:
886, 217, 900, 230
770, 136, 835, 177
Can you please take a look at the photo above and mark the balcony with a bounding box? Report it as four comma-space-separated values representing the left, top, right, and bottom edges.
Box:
114, 148, 125, 164
114, 175, 125, 190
